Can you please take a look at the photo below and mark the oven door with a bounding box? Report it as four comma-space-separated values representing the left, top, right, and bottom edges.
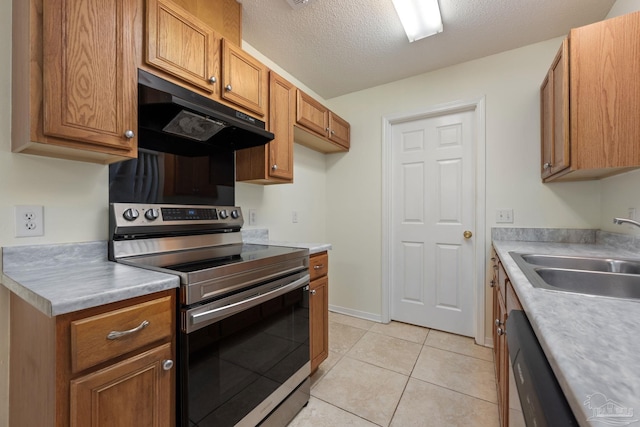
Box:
179, 272, 310, 427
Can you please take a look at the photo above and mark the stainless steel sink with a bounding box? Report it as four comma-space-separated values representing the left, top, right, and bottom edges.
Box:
534, 268, 640, 299
510, 252, 640, 300
519, 254, 640, 274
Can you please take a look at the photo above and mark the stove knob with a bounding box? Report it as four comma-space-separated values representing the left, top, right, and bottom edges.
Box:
219, 209, 228, 219
123, 208, 139, 221
145, 209, 160, 221
231, 209, 240, 219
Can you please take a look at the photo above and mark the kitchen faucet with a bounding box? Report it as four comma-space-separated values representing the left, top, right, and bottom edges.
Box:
613, 217, 640, 229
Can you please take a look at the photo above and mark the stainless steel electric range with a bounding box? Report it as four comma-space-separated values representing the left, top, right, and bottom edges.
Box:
109, 203, 310, 427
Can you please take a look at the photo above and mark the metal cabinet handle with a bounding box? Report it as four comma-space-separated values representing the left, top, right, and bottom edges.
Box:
225, 84, 232, 91
463, 230, 473, 239
489, 280, 496, 288
310, 289, 317, 295
107, 320, 149, 340
497, 327, 506, 336
543, 162, 552, 169
313, 264, 324, 270
124, 130, 135, 139
162, 359, 174, 371
495, 319, 504, 327
209, 76, 217, 84
272, 164, 278, 171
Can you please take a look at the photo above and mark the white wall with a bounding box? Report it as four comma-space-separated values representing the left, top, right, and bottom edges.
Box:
325, 38, 603, 321
237, 44, 329, 243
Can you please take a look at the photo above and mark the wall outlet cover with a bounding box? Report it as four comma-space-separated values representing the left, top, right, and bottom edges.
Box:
496, 209, 514, 224
15, 205, 44, 237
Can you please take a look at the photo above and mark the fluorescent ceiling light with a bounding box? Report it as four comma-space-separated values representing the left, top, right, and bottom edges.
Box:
391, 0, 443, 42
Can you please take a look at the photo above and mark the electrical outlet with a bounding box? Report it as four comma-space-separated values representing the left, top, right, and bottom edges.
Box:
15, 205, 44, 237
496, 209, 514, 224
248, 209, 257, 226
292, 211, 298, 223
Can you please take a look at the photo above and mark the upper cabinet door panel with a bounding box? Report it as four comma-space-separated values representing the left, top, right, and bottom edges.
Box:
329, 112, 350, 149
146, 0, 219, 95
221, 40, 268, 117
296, 90, 328, 137
43, 0, 137, 151
570, 11, 640, 170
268, 72, 295, 181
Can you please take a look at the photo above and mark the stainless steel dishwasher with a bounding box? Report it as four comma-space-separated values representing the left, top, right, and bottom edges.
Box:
506, 310, 578, 426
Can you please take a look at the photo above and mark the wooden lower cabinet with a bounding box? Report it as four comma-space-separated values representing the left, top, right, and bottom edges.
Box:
309, 251, 329, 373
491, 247, 522, 427
9, 289, 176, 427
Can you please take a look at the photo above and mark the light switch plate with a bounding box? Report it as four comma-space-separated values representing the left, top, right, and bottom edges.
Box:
496, 209, 514, 224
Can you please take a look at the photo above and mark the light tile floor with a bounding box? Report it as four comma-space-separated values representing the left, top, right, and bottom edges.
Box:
289, 312, 499, 427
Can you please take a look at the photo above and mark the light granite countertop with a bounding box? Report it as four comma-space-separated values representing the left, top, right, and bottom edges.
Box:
1, 241, 179, 317
242, 228, 332, 255
493, 240, 640, 427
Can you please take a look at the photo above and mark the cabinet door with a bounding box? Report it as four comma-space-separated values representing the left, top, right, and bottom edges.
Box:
70, 343, 174, 427
540, 39, 570, 180
296, 90, 329, 137
42, 0, 137, 152
570, 11, 640, 170
328, 112, 350, 149
268, 72, 295, 181
310, 276, 329, 373
222, 40, 268, 117
146, 0, 220, 95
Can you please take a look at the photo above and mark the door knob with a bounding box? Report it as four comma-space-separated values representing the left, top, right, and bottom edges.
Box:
463, 230, 473, 239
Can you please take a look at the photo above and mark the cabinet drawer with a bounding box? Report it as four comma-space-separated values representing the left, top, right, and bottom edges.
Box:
309, 252, 328, 281
70, 296, 173, 373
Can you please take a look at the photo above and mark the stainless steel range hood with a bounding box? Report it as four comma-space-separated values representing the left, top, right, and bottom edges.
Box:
138, 70, 274, 156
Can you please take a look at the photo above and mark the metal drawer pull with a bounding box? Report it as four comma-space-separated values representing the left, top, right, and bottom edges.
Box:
107, 320, 149, 340
310, 289, 317, 295
162, 359, 174, 371
313, 264, 325, 270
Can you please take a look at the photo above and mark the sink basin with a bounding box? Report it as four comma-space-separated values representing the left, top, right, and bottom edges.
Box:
510, 252, 640, 300
534, 268, 640, 299
519, 254, 640, 274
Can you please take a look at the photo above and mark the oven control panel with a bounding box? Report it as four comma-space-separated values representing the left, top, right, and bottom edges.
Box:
110, 203, 243, 234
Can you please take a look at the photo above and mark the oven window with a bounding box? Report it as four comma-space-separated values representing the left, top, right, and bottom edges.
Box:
181, 286, 309, 426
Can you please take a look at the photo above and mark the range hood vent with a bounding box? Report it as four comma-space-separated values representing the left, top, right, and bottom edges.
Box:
138, 70, 274, 156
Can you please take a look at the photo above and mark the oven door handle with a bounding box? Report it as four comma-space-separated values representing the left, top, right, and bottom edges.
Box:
189, 274, 310, 328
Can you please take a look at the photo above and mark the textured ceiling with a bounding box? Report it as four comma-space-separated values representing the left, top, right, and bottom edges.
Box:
239, 0, 615, 99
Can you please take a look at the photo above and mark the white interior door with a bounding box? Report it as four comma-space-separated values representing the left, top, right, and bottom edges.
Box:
390, 109, 475, 337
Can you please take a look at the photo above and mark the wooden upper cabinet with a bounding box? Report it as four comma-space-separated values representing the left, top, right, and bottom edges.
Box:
295, 89, 350, 153
221, 39, 269, 117
146, 0, 220, 95
268, 72, 295, 181
328, 112, 350, 149
12, 0, 138, 163
236, 71, 294, 184
542, 11, 640, 181
43, 0, 138, 152
540, 39, 569, 180
296, 90, 329, 137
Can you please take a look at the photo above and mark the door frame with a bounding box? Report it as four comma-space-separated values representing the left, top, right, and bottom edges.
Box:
381, 97, 487, 345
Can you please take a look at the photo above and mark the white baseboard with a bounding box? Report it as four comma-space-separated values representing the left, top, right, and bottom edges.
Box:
328, 304, 383, 323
